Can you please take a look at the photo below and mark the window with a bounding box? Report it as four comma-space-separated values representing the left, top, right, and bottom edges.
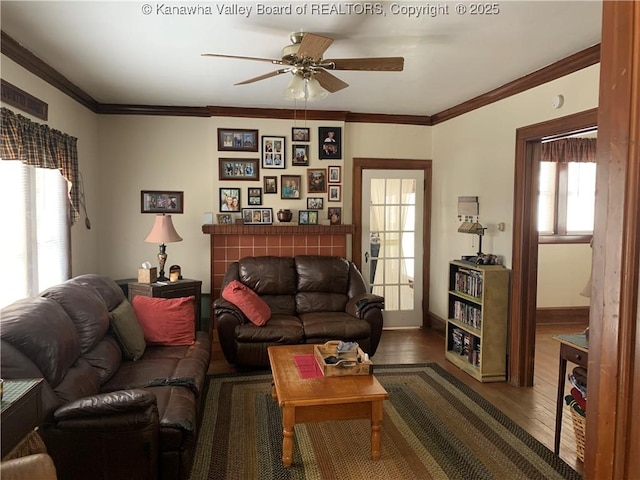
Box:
0, 161, 70, 308
537, 160, 596, 242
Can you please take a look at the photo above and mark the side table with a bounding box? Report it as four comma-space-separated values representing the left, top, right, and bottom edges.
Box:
552, 333, 588, 456
128, 279, 203, 331
1, 378, 44, 458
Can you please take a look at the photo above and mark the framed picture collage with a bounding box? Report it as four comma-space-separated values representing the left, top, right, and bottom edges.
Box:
215, 126, 343, 225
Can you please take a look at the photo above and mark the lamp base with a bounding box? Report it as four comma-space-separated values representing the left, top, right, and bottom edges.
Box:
157, 244, 168, 281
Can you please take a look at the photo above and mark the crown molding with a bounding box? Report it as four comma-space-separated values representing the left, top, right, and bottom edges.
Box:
1, 29, 599, 126
430, 44, 601, 125
1, 31, 100, 113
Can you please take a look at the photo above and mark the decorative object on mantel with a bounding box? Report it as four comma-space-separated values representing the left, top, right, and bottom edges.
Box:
277, 209, 293, 222
145, 214, 183, 281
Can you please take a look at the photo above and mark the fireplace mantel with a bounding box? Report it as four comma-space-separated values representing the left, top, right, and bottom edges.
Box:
201, 224, 355, 235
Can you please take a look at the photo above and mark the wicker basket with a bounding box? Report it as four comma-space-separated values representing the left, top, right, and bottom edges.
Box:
569, 407, 586, 462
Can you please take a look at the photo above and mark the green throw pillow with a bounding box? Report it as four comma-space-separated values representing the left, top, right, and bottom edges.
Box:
110, 298, 146, 360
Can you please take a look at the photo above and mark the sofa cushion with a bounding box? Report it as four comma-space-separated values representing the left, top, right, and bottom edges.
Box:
239, 256, 297, 295
67, 274, 126, 311
132, 296, 195, 346
295, 256, 350, 294
222, 280, 271, 326
235, 315, 303, 343
41, 283, 110, 355
110, 299, 146, 360
82, 336, 122, 385
0, 297, 80, 388
299, 312, 371, 341
296, 292, 349, 314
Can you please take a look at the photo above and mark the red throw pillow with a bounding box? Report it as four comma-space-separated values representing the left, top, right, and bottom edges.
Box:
132, 295, 195, 346
222, 280, 271, 326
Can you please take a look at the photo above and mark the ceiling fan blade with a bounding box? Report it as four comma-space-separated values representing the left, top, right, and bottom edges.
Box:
201, 53, 284, 65
234, 69, 290, 86
324, 57, 405, 72
314, 70, 349, 93
297, 33, 334, 61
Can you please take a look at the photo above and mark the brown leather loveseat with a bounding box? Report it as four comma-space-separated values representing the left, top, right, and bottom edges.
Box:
214, 255, 384, 367
0, 274, 211, 480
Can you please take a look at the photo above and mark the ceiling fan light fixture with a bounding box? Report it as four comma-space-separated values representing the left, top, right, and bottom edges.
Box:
305, 77, 329, 101
283, 74, 306, 101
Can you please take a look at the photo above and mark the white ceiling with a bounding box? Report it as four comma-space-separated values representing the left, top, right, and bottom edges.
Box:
1, 1, 602, 116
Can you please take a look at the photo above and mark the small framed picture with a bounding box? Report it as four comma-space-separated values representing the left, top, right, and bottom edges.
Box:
328, 207, 342, 225
242, 208, 273, 225
307, 197, 324, 210
328, 165, 341, 183
218, 128, 258, 152
292, 127, 310, 142
216, 213, 232, 224
219, 187, 241, 212
264, 176, 278, 194
318, 126, 342, 159
292, 144, 309, 166
262, 135, 285, 169
141, 190, 184, 214
307, 168, 327, 193
328, 185, 342, 202
281, 175, 302, 199
219, 158, 259, 181
248, 187, 263, 205
299, 210, 319, 225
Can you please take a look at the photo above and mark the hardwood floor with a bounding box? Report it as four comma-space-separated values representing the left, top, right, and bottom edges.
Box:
208, 323, 587, 473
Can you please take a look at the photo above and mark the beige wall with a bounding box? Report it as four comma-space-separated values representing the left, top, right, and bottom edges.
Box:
1, 55, 100, 276
538, 244, 592, 307
2, 53, 598, 311
430, 64, 600, 319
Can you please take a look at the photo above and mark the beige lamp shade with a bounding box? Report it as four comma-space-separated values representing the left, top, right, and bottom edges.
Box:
145, 214, 183, 244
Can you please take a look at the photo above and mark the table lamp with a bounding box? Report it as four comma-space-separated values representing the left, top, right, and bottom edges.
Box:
145, 214, 182, 281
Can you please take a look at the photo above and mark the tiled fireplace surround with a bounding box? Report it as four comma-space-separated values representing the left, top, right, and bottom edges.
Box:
202, 224, 355, 303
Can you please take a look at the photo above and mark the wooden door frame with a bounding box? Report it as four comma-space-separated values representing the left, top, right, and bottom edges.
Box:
510, 108, 598, 387
352, 158, 433, 329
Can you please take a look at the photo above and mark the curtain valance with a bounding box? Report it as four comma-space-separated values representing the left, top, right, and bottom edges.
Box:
541, 137, 597, 163
1, 107, 80, 224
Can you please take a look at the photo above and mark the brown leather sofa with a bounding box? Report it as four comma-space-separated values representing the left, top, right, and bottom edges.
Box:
0, 274, 211, 480
214, 256, 384, 367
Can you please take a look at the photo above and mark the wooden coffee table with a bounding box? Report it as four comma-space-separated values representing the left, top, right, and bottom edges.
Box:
268, 344, 388, 467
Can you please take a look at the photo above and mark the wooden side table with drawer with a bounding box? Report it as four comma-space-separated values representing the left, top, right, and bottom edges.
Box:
1, 378, 44, 458
128, 279, 203, 331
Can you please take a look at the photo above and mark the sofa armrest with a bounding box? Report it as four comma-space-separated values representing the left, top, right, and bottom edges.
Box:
214, 298, 247, 364
346, 293, 384, 318
54, 389, 157, 422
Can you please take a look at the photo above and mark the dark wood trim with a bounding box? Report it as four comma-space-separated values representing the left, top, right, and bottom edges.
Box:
538, 234, 592, 244
2, 28, 598, 125
511, 108, 597, 387
1, 79, 48, 120
352, 158, 432, 329
536, 306, 590, 325
345, 112, 432, 126
201, 223, 355, 235
585, 2, 640, 478
430, 45, 600, 125
1, 31, 100, 112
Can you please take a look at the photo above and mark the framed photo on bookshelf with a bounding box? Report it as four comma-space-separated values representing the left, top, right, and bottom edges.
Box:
298, 210, 318, 225
328, 185, 342, 202
262, 135, 285, 169
328, 207, 342, 225
242, 208, 273, 225
218, 128, 258, 152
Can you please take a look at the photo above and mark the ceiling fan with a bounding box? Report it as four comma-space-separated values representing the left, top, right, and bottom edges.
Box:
201, 31, 404, 97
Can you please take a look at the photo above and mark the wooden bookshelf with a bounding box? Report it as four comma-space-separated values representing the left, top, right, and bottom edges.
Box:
445, 261, 510, 382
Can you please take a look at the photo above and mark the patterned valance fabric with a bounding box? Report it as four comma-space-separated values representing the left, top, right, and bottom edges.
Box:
1, 107, 80, 224
541, 137, 597, 163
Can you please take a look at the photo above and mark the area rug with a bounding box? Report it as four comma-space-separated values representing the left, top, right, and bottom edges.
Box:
189, 363, 581, 480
